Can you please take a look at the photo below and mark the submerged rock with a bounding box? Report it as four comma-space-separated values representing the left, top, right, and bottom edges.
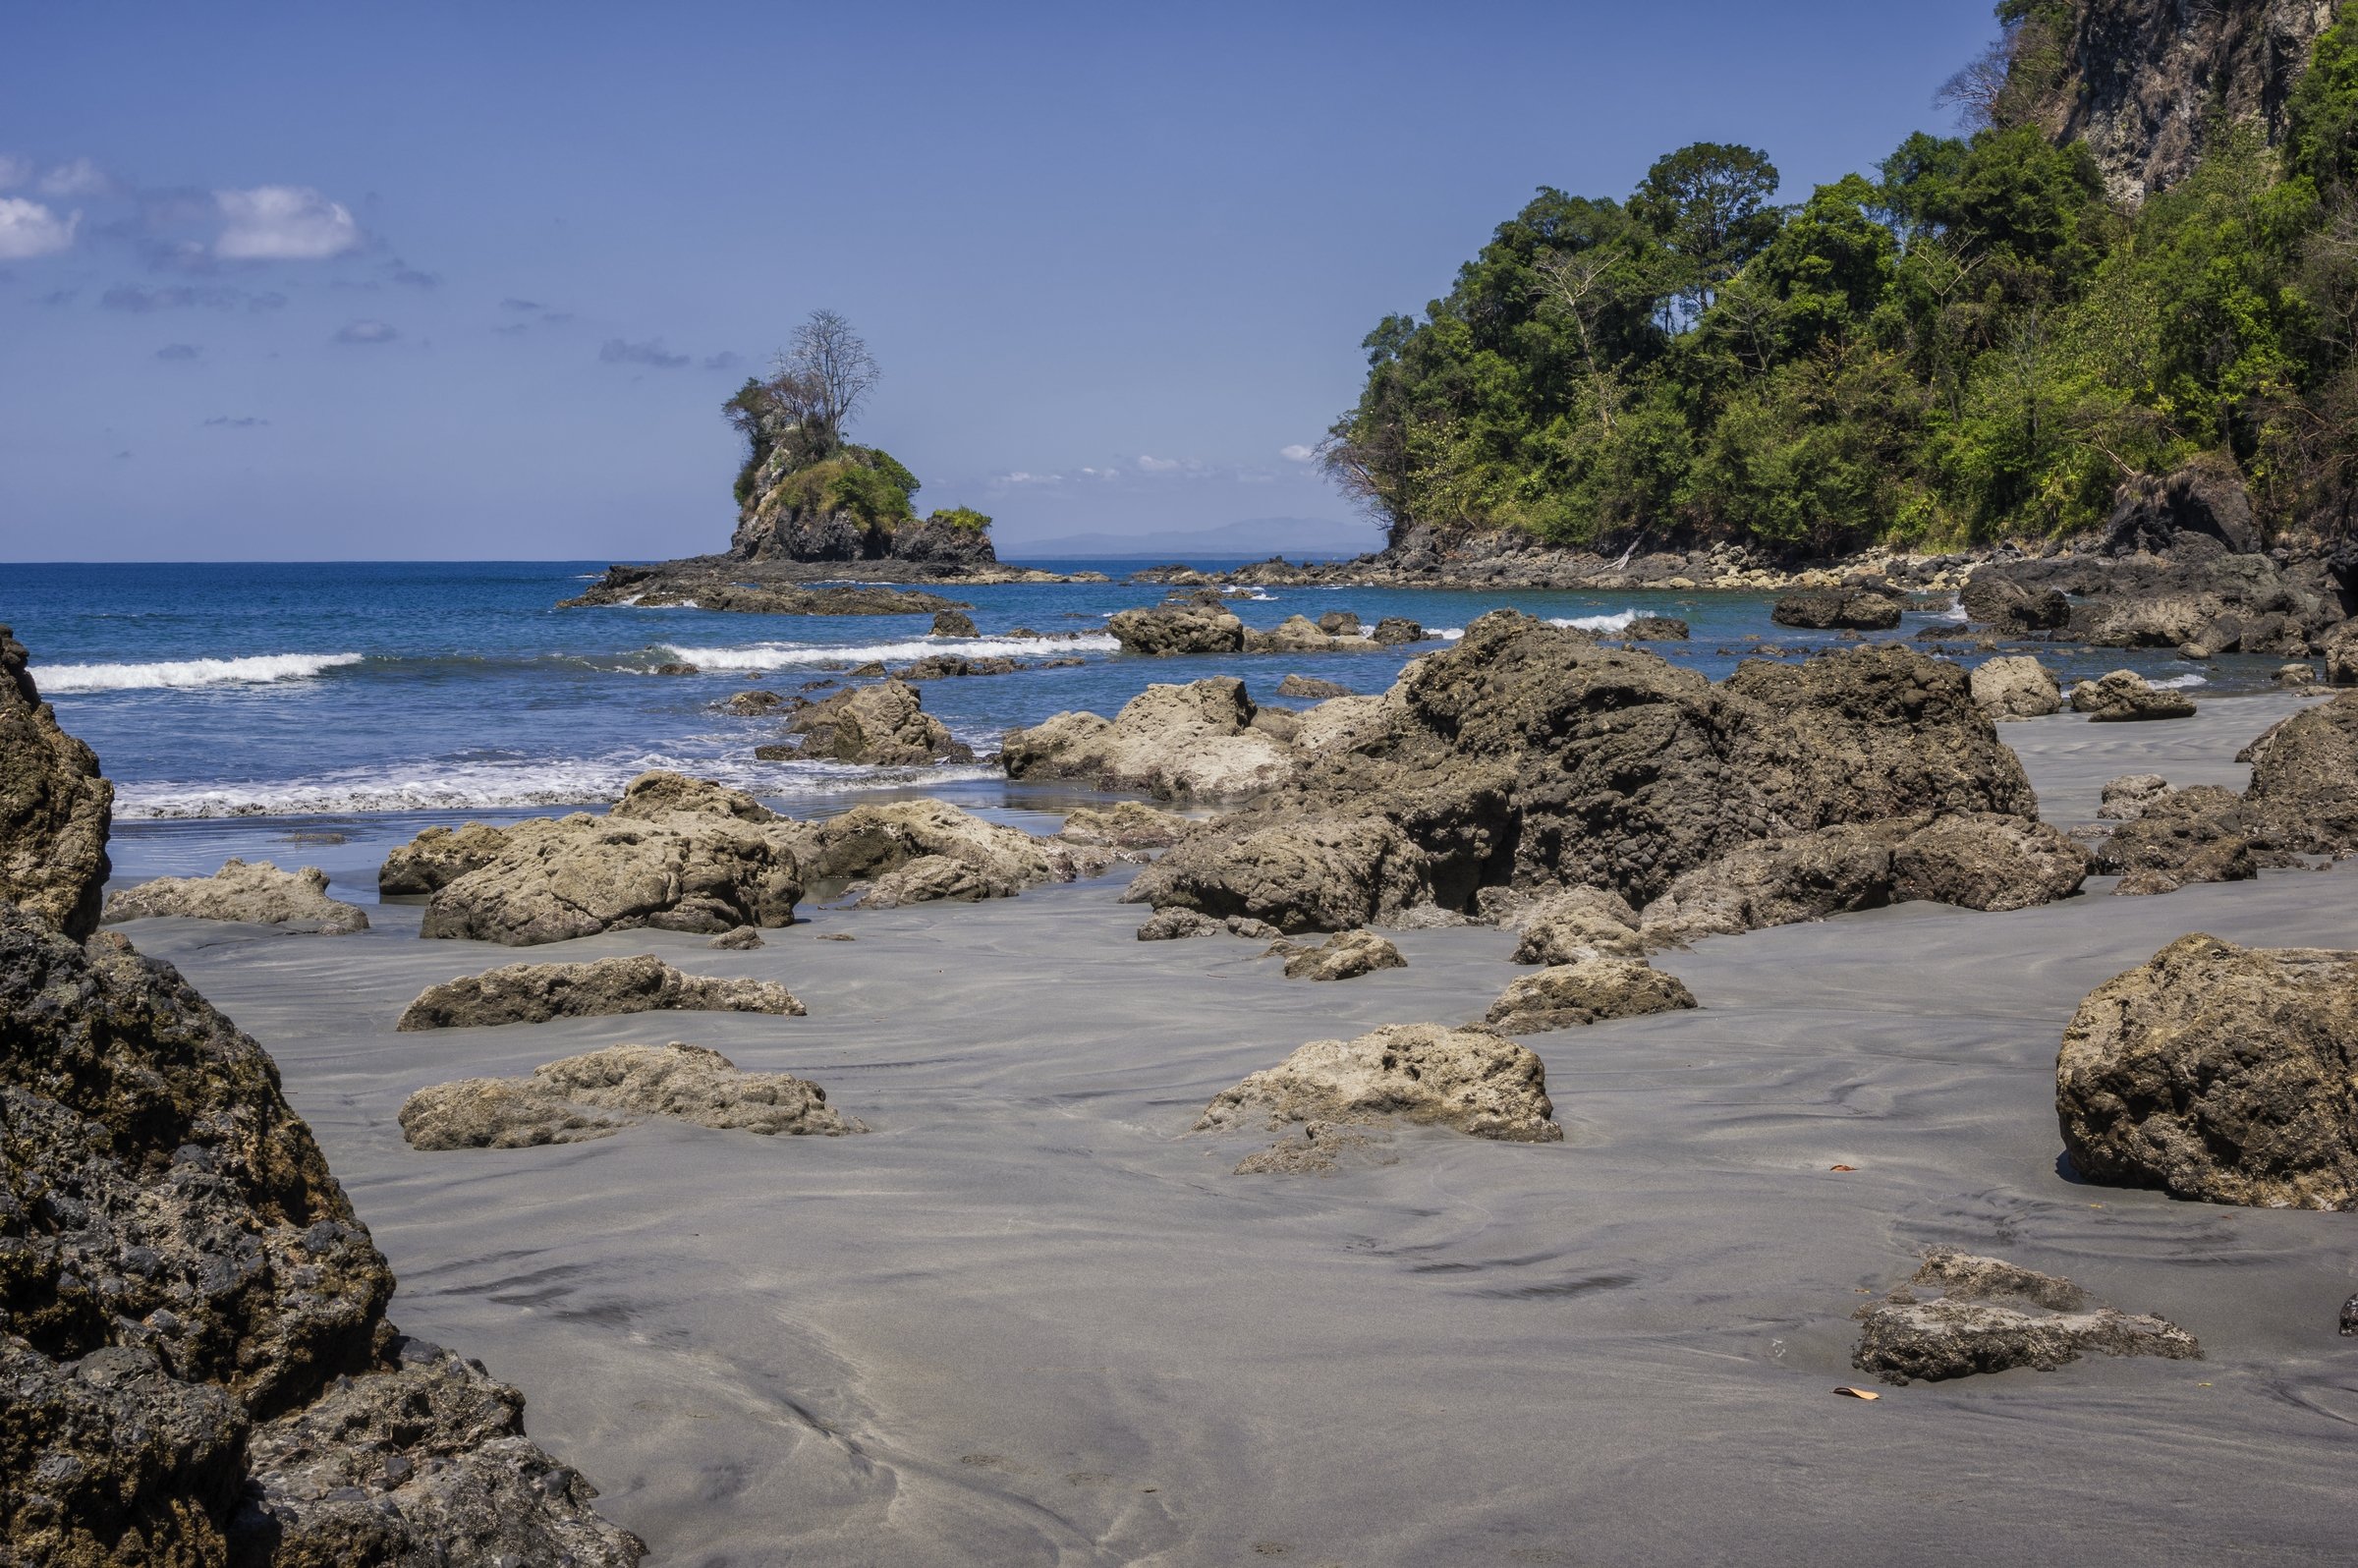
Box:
2057, 933, 2358, 1208
1969, 654, 2062, 720
1624, 615, 1690, 641
418, 772, 806, 945
1272, 928, 1407, 981
0, 904, 644, 1565
380, 820, 514, 896
0, 626, 112, 937
1852, 1250, 2199, 1385
1484, 954, 1697, 1034
395, 953, 805, 1031
103, 859, 370, 934
2071, 669, 2196, 721
399, 1042, 862, 1149
1198, 1023, 1563, 1166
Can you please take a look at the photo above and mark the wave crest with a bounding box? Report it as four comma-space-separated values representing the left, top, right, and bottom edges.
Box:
659, 634, 1117, 671
38, 652, 365, 694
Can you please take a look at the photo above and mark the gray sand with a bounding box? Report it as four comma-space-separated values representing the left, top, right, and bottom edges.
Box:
118, 691, 2358, 1566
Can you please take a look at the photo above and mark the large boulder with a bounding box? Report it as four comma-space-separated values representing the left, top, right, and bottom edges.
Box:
797, 798, 1107, 906
395, 953, 805, 1031
1851, 1250, 2200, 1386
380, 821, 512, 896
2103, 466, 2263, 557
2070, 669, 2196, 721
1244, 614, 1376, 653
2323, 620, 2358, 686
2056, 934, 2358, 1208
1769, 589, 1902, 631
398, 1042, 861, 1149
0, 905, 644, 1565
1002, 677, 1295, 801
1889, 813, 2088, 913
1107, 604, 1245, 655
1196, 1023, 1563, 1162
1969, 655, 2062, 719
1637, 824, 1898, 944
1960, 575, 2072, 635
759, 678, 973, 764
102, 859, 371, 934
418, 771, 806, 944
0, 626, 112, 937
1509, 885, 1649, 963
2243, 687, 2358, 856
1484, 955, 1696, 1034
2091, 785, 2262, 894
1119, 814, 1434, 933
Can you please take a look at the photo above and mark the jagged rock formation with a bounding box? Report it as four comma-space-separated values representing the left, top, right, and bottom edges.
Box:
1851, 1250, 2200, 1384
399, 1042, 861, 1149
103, 860, 371, 934
379, 822, 514, 897
1117, 612, 2077, 935
2030, 0, 2338, 206
1770, 588, 1902, 631
0, 626, 112, 938
559, 563, 976, 610
799, 799, 1110, 908
395, 954, 805, 1031
2071, 669, 2198, 720
1057, 802, 1196, 849
755, 678, 974, 765
1003, 678, 1298, 801
2057, 933, 2358, 1206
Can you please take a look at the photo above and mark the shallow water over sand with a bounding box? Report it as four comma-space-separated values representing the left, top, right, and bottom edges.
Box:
110, 692, 2358, 1566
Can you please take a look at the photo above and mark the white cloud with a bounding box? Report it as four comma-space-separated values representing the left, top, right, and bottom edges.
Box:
39, 158, 109, 197
215, 186, 360, 260
1280, 443, 1317, 464
334, 318, 399, 344
0, 154, 29, 190
1136, 454, 1184, 473
995, 471, 1063, 485
0, 197, 78, 259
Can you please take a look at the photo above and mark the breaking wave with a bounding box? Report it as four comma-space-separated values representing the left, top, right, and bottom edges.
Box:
38, 652, 366, 694
659, 634, 1118, 671
1545, 609, 1640, 633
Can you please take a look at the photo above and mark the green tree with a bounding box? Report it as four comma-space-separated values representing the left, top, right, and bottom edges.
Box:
1631, 142, 1783, 321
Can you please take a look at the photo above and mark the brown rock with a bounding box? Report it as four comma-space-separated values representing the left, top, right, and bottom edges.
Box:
399, 1042, 862, 1149
103, 859, 370, 933
1274, 928, 1407, 981
0, 625, 112, 937
395, 953, 804, 1031
1484, 954, 1696, 1033
1197, 1023, 1563, 1159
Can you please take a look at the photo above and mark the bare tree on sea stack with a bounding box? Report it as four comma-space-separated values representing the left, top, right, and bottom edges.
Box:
727, 308, 881, 466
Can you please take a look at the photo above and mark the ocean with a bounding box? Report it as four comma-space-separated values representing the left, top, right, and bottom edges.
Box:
3, 558, 2255, 889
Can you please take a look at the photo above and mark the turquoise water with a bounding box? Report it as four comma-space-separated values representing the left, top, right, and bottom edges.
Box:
1, 559, 2263, 884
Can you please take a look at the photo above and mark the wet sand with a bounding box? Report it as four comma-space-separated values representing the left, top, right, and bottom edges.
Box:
117, 690, 2358, 1566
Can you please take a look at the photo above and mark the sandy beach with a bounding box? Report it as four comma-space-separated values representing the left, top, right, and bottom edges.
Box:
102, 689, 2358, 1567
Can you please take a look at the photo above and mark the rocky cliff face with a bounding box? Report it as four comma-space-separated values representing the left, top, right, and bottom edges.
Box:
0, 636, 643, 1566
2037, 0, 2337, 203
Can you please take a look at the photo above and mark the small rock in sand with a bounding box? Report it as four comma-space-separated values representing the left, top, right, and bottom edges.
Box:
1271, 928, 1406, 981
2070, 670, 2196, 721
708, 926, 765, 950
103, 859, 369, 933
1484, 954, 1696, 1033
2277, 662, 2320, 686
395, 953, 804, 1031
1851, 1250, 2199, 1385
1969, 655, 2062, 720
1135, 907, 1281, 941
399, 1042, 862, 1149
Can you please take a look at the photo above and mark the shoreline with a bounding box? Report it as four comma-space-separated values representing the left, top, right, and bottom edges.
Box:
113, 686, 2358, 1564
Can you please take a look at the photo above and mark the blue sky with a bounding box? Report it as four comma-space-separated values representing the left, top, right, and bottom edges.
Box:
0, 1, 2000, 561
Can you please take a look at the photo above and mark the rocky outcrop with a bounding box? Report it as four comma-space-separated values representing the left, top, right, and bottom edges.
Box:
103, 860, 370, 934
399, 1041, 861, 1149
1509, 886, 1650, 962
1851, 1250, 2200, 1385
417, 772, 806, 945
561, 561, 974, 611
1371, 617, 1427, 644
2092, 784, 2263, 893
1197, 1023, 1562, 1171
1484, 955, 1697, 1034
1889, 813, 2091, 912
2032, 0, 2338, 206
1270, 928, 1406, 981
1971, 539, 2345, 656
1118, 614, 2061, 935
799, 799, 1108, 907
1002, 678, 1296, 801
2104, 465, 2265, 555
395, 953, 804, 1031
1277, 674, 1352, 700
0, 626, 112, 938
1970, 654, 2063, 719
2325, 619, 2358, 684
1625, 615, 1690, 641
1057, 802, 1195, 848
0, 906, 644, 1565
1769, 588, 1902, 631
930, 609, 979, 637
379, 821, 513, 896
2057, 933, 2358, 1207
1960, 574, 2073, 635
2099, 772, 2172, 819
1108, 604, 1245, 655
1243, 614, 1378, 653
1636, 824, 1901, 944
2071, 669, 2197, 720
1134, 908, 1281, 940
758, 678, 974, 765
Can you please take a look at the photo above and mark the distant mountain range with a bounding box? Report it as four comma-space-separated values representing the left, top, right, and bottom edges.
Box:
998, 516, 1383, 562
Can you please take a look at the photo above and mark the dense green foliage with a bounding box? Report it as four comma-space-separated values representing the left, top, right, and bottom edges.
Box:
926, 506, 993, 532
1326, 3, 2358, 555
767, 448, 921, 531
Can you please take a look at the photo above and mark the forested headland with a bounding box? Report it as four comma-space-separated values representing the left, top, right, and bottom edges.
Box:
1323, 0, 2358, 560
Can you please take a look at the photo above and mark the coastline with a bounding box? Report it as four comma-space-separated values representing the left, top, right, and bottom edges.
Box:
108, 687, 2358, 1564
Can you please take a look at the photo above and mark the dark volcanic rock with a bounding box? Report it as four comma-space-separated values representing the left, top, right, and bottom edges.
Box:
560, 560, 968, 614
1623, 616, 1690, 641
2104, 466, 2264, 557
1851, 1250, 2199, 1385
930, 609, 978, 638
0, 627, 112, 938
2057, 933, 2358, 1208
1960, 573, 2073, 634
1769, 589, 1902, 631
1370, 616, 1427, 644
0, 907, 643, 1565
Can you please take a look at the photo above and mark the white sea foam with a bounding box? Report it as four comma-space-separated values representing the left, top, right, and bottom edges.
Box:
1941, 598, 1969, 623
1545, 609, 1639, 633
38, 652, 365, 694
113, 755, 1005, 819
1434, 627, 1465, 641
661, 635, 1118, 671
2151, 672, 2209, 690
